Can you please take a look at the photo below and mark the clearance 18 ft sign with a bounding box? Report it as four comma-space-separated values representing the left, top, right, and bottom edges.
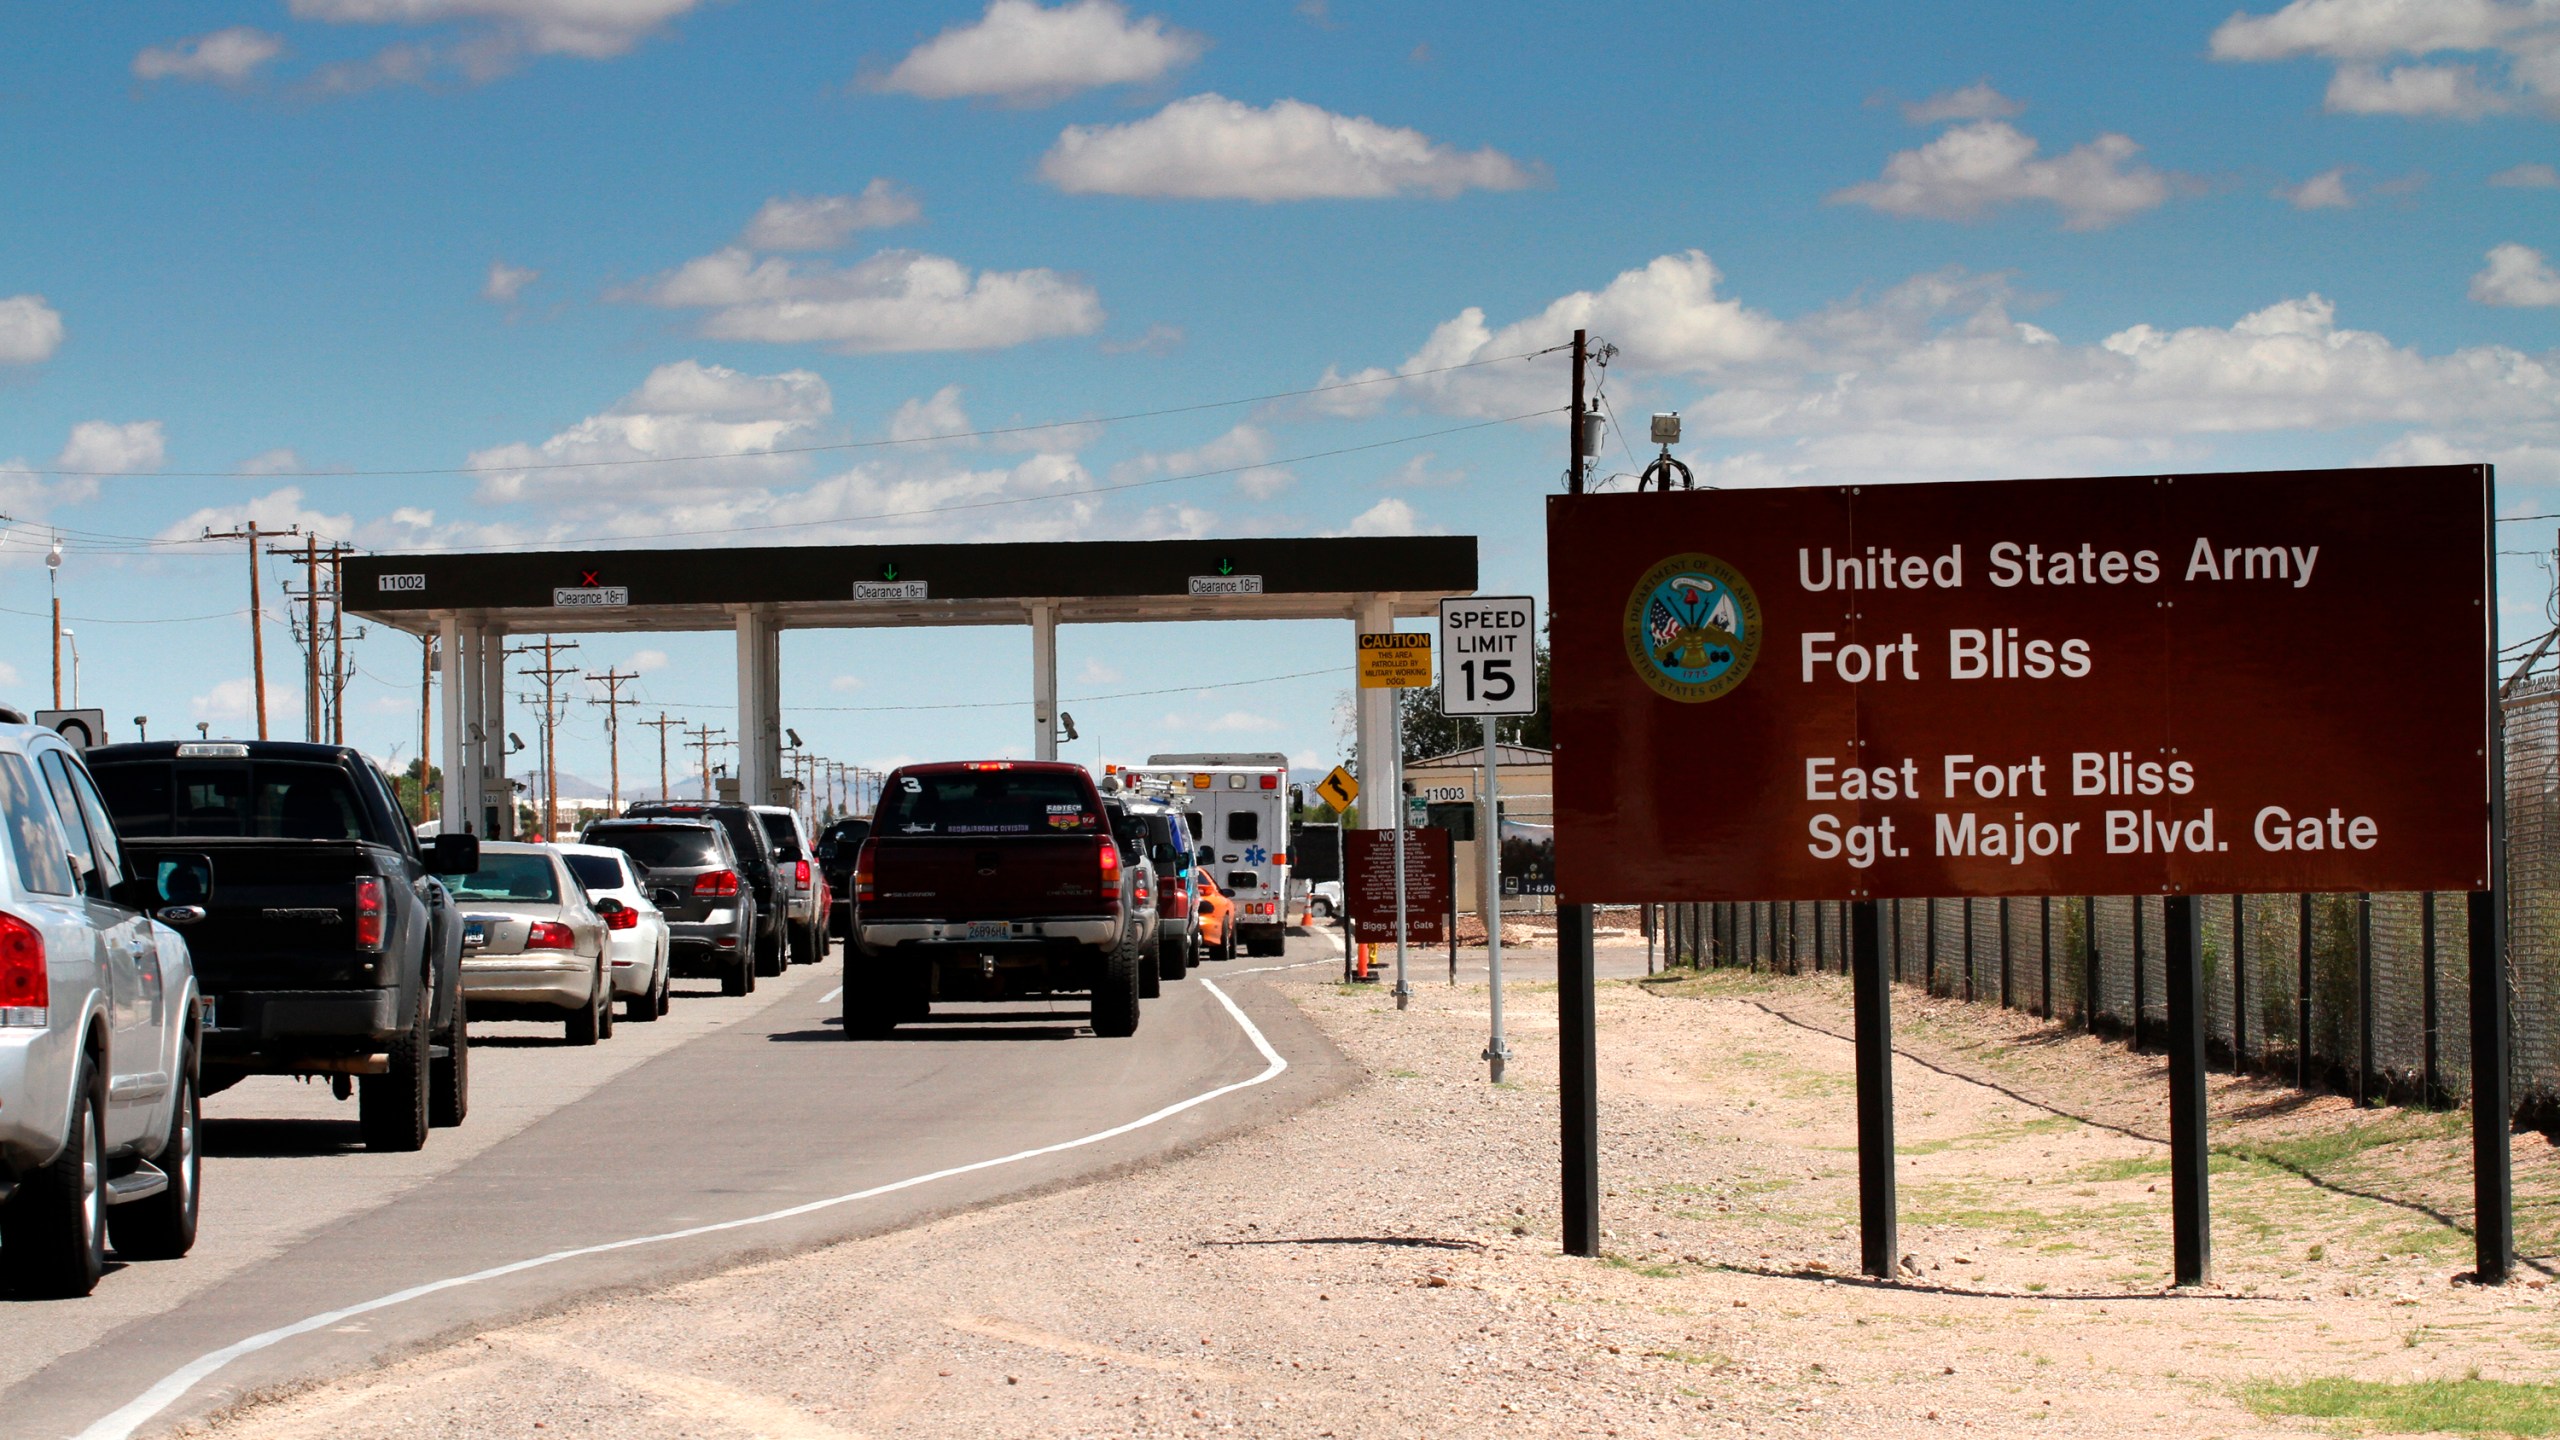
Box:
1545, 465, 2495, 902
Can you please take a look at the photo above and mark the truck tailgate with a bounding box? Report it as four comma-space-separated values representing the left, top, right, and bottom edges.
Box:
865, 836, 1109, 921
124, 838, 378, 986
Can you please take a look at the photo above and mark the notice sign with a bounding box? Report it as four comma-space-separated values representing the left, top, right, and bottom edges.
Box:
1546, 465, 2493, 901
1358, 632, 1433, 689
1346, 826, 1450, 945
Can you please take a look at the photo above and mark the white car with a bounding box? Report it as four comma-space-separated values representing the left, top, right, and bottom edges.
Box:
1306, 880, 1344, 918
0, 722, 203, 1297
559, 843, 671, 1024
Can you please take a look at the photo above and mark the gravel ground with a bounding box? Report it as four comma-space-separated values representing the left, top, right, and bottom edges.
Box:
186, 940, 2559, 1439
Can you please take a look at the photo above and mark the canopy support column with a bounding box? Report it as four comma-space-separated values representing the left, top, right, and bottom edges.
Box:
1031, 602, 1059, 761
1353, 594, 1395, 829
735, 606, 781, 805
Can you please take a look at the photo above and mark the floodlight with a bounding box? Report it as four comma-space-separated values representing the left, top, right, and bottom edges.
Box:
1651, 412, 1681, 445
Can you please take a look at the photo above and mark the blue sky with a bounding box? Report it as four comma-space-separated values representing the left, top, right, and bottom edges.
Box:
2, 0, 2555, 793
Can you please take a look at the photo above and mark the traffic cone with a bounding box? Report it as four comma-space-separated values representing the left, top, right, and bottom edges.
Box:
1356, 943, 1372, 981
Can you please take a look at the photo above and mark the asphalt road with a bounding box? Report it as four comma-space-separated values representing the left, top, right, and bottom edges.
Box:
0, 933, 1355, 1440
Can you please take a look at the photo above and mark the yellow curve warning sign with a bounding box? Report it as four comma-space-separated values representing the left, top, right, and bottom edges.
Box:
1315, 764, 1359, 811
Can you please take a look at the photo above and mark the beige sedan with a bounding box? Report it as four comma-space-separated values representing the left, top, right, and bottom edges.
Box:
435, 843, 617, 1046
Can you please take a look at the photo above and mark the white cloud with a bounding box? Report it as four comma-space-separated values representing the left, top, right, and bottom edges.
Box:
741, 182, 923, 250
468, 359, 833, 504
625, 648, 669, 673
1832, 120, 2175, 230
1109, 423, 1293, 498
1335, 497, 1423, 536
874, 0, 1204, 104
829, 673, 864, 693
56, 421, 166, 475
1039, 94, 1540, 201
2473, 242, 2560, 305
1902, 82, 2023, 124
2491, 161, 2560, 185
483, 259, 539, 303
1381, 453, 1465, 488
616, 246, 1103, 352
888, 385, 973, 445
190, 677, 302, 732
2276, 166, 2356, 207
134, 27, 285, 84
288, 0, 705, 59
1076, 658, 1121, 686
2211, 0, 2560, 117
237, 448, 305, 475
0, 296, 64, 365
156, 487, 359, 550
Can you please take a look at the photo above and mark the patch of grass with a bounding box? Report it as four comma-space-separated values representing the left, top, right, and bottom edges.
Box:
2076, 1154, 2172, 1183
2242, 1376, 2560, 1438
1648, 1348, 1736, 1369
1598, 1253, 1685, 1279
2215, 1111, 2463, 1177
1385, 1068, 1423, 1079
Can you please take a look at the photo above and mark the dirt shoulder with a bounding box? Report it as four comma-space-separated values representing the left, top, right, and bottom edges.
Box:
189, 946, 2560, 1439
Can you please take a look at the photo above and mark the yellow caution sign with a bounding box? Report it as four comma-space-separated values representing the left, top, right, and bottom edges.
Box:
1315, 764, 1360, 811
1357, 631, 1433, 689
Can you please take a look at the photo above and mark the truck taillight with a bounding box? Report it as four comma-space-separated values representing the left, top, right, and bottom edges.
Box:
354, 878, 386, 951
0, 910, 45, 1023
1098, 839, 1121, 910
526, 920, 575, 950
693, 869, 740, 898
795, 859, 811, 889
1260, 774, 1278, 789
854, 841, 875, 903
1134, 872, 1150, 906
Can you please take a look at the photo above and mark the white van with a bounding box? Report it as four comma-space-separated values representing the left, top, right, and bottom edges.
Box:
1137, 755, 1292, 958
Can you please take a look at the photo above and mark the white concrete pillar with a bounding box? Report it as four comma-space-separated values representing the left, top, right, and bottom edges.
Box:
1353, 594, 1396, 830
437, 615, 469, 832
479, 626, 508, 838
1030, 601, 1059, 761
734, 606, 781, 804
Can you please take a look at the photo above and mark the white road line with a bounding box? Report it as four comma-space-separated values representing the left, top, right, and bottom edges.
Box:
818, 984, 843, 1005
74, 979, 1287, 1440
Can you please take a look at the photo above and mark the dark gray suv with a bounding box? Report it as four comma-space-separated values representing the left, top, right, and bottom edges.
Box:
580, 818, 758, 997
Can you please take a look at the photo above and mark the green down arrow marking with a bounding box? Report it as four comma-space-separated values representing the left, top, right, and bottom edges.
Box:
882, 563, 898, 581
1217, 558, 1235, 575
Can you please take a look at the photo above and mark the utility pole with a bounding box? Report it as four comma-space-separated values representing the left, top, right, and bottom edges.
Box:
269, 534, 324, 742
1558, 325, 1601, 1260
323, 542, 355, 743
686, 723, 729, 801
205, 522, 297, 740
640, 713, 685, 804
584, 667, 639, 815
511, 636, 580, 840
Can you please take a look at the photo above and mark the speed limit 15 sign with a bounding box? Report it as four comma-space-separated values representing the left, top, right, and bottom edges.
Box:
1438, 595, 1538, 717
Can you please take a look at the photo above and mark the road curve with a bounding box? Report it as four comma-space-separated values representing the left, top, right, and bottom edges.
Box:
0, 936, 1352, 1440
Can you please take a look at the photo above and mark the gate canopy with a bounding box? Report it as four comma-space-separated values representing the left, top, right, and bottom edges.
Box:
346, 536, 1478, 633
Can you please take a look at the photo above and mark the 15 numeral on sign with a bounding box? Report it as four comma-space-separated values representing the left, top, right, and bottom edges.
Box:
1455, 657, 1517, 706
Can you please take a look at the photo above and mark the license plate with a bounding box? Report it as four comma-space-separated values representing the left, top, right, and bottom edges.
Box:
463, 920, 487, 949
965, 920, 1010, 941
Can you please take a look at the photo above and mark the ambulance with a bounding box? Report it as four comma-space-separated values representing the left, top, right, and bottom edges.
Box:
1136, 752, 1295, 958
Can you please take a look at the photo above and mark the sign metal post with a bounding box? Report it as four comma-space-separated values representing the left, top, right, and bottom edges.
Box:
1439, 594, 1539, 1082
1851, 899, 1896, 1278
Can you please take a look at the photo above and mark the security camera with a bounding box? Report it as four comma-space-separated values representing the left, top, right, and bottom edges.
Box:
786, 728, 802, 748
1060, 712, 1078, 741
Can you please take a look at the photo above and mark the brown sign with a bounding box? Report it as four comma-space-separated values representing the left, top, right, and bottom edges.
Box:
1547, 466, 2494, 902
1347, 826, 1450, 943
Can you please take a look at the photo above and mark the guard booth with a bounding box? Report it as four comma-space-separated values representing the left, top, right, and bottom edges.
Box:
344, 537, 1476, 842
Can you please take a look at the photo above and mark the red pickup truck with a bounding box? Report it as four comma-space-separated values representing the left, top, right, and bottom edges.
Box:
845, 761, 1144, 1038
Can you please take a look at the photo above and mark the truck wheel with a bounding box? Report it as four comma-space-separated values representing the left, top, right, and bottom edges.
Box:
841, 958, 912, 1039
720, 943, 750, 996
1157, 929, 1188, 984
361, 985, 432, 1153
566, 967, 604, 1047
112, 1059, 200, 1260
2, 1056, 106, 1296
1139, 926, 1163, 1001
430, 992, 470, 1128
1091, 933, 1142, 1038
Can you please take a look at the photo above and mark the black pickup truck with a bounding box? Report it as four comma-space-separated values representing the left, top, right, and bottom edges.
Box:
86, 741, 476, 1152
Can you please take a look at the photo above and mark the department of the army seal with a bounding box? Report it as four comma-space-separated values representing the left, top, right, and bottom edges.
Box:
1623, 552, 1761, 703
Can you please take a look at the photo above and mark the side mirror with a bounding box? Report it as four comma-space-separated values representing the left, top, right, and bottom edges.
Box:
430, 832, 481, 874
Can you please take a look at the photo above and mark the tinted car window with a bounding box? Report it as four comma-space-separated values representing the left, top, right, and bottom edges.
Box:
94, 759, 366, 840
875, 770, 1099, 837
38, 752, 99, 892
757, 812, 804, 857
1227, 811, 1259, 842
438, 853, 560, 902
0, 753, 73, 896
564, 854, 629, 893
817, 819, 869, 861
587, 825, 721, 869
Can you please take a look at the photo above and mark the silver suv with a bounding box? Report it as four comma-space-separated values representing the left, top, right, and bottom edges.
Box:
0, 722, 204, 1296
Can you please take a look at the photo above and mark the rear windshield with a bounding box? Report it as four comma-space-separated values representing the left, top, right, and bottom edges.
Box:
586, 825, 721, 870
93, 760, 369, 840
757, 812, 804, 856
438, 853, 560, 903
564, 854, 628, 893
818, 820, 869, 860
875, 769, 1099, 837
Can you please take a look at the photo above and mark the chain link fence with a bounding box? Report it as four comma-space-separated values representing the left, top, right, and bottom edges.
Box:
1643, 681, 2560, 1122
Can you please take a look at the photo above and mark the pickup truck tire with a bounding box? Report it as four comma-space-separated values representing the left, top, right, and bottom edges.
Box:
840, 961, 910, 1039
2, 1056, 107, 1297
430, 993, 469, 1129
1156, 929, 1189, 983
1091, 933, 1142, 1038
111, 1059, 200, 1261
1139, 927, 1162, 1001
361, 985, 432, 1153
567, 962, 607, 1046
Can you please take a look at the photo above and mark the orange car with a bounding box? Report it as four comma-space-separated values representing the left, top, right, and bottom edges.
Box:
1194, 873, 1236, 962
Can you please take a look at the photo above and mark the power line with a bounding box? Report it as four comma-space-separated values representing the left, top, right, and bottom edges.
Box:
21, 345, 1572, 480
